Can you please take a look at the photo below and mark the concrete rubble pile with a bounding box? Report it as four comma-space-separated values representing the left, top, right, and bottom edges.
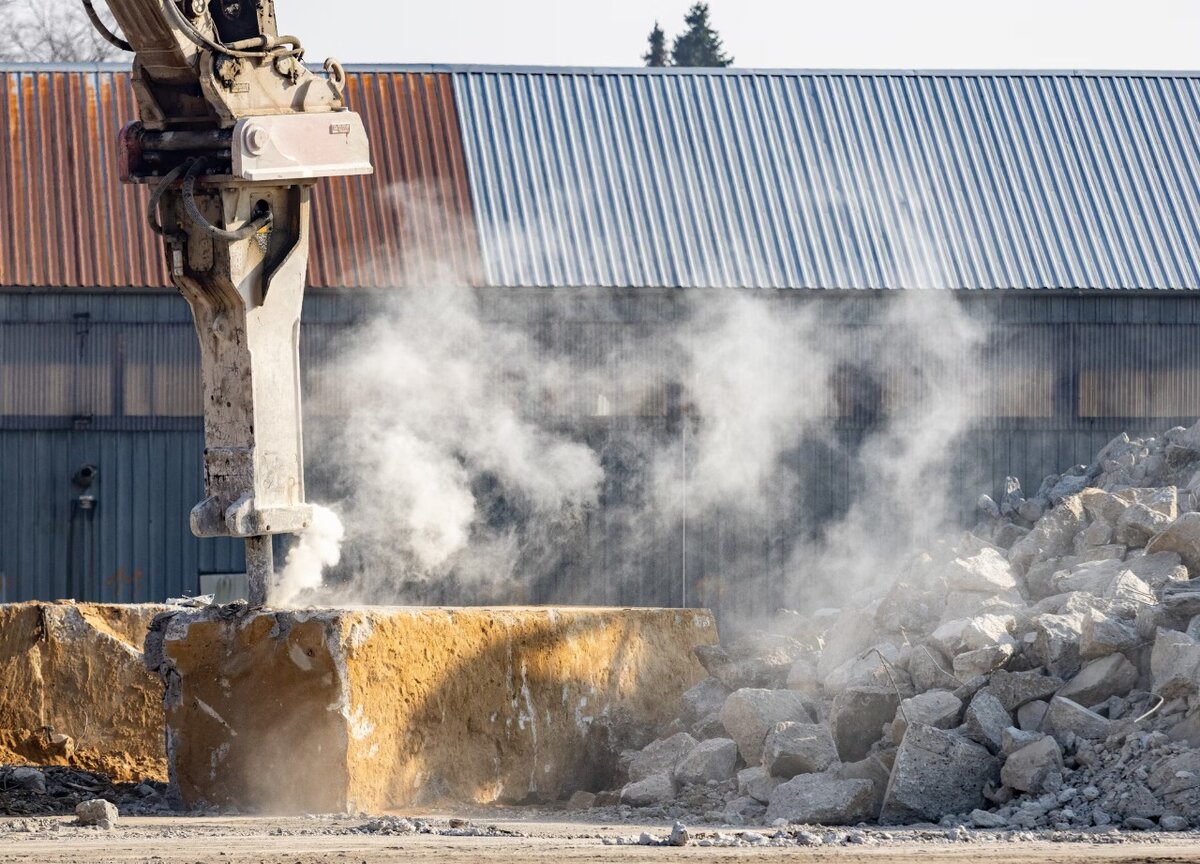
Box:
0, 765, 169, 818
603, 423, 1200, 832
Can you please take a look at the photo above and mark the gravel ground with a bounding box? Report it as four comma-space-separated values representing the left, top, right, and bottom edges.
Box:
1, 812, 1200, 863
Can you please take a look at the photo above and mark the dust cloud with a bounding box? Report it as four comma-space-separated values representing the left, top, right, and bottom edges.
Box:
272, 179, 992, 614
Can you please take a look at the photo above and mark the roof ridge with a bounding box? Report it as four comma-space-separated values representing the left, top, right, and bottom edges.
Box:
3, 61, 1200, 78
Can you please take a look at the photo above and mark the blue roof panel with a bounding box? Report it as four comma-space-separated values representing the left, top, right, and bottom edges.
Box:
452, 70, 1200, 290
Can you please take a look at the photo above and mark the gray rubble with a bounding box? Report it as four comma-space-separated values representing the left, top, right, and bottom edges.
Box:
602, 422, 1200, 831
765, 775, 875, 825
879, 724, 999, 824
761, 722, 838, 778
74, 799, 119, 830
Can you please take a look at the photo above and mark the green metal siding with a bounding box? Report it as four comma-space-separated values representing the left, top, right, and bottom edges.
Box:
2, 290, 1199, 608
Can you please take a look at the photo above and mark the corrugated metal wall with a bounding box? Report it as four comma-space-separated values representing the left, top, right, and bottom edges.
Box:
0, 293, 360, 602
3, 290, 1199, 608
454, 69, 1200, 290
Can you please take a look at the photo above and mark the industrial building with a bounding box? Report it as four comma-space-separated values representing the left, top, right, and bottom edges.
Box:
3, 64, 1200, 611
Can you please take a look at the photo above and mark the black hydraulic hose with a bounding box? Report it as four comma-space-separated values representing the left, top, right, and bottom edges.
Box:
146, 160, 193, 237
181, 157, 273, 242
80, 0, 132, 52
161, 0, 303, 60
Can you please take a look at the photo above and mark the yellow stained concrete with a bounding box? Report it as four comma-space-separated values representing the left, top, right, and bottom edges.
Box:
159, 607, 717, 813
0, 602, 168, 781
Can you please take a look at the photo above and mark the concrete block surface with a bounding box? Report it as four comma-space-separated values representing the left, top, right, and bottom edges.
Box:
0, 602, 167, 781
150, 606, 715, 813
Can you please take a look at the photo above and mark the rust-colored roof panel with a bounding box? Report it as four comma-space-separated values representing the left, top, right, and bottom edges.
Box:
0, 68, 480, 290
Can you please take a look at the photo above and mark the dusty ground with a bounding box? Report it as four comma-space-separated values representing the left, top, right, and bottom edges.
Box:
2, 814, 1200, 863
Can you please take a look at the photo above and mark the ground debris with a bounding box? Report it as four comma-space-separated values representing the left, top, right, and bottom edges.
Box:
598, 422, 1200, 835
352, 816, 524, 838
0, 765, 169, 818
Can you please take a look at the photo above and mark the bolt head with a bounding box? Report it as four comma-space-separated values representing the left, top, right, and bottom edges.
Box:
243, 124, 270, 155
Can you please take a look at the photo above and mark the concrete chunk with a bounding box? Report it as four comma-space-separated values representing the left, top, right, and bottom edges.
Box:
1115, 504, 1172, 548
1001, 726, 1045, 755
1000, 736, 1063, 793
1080, 611, 1139, 660
9, 767, 45, 794
1151, 628, 1200, 698
737, 766, 781, 804
908, 645, 960, 693
1009, 496, 1086, 572
0, 603, 167, 783
944, 548, 1018, 593
694, 634, 804, 690
620, 773, 675, 806
1161, 584, 1200, 618
988, 669, 1063, 712
734, 768, 782, 806
892, 690, 962, 742
1058, 654, 1138, 706
1080, 487, 1128, 526
1027, 612, 1085, 679
879, 724, 1000, 824
971, 809, 1009, 828
818, 608, 881, 682
764, 775, 875, 825
679, 677, 729, 726
823, 644, 912, 693
629, 733, 698, 782
1126, 552, 1188, 591
673, 737, 737, 786
720, 688, 810, 765
836, 752, 894, 820
1045, 696, 1110, 743
785, 654, 820, 696
690, 711, 727, 741
154, 606, 715, 813
930, 615, 1016, 657
963, 689, 1012, 753
829, 686, 900, 762
1146, 512, 1200, 573
1017, 700, 1050, 732
74, 799, 118, 829
762, 722, 839, 778
953, 644, 1015, 678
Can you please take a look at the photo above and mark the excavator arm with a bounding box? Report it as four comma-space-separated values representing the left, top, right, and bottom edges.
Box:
83, 0, 372, 605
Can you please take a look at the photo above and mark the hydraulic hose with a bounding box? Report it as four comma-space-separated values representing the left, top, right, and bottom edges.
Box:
181, 157, 273, 242
146, 160, 193, 238
162, 0, 303, 60
80, 0, 132, 52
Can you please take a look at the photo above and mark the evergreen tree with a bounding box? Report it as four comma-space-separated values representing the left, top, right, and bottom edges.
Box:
643, 21, 668, 67
671, 3, 733, 68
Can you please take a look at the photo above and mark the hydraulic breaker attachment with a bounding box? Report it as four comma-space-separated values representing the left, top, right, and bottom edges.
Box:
85, 0, 372, 604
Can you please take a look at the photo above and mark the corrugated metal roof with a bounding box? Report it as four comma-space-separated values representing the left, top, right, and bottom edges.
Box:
0, 67, 481, 290
453, 69, 1200, 290
6, 64, 1200, 291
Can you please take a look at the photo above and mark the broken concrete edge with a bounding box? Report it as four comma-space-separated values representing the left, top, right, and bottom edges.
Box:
0, 602, 171, 783
148, 605, 718, 814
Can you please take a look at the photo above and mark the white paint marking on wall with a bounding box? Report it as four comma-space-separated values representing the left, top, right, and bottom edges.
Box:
210, 741, 230, 779
195, 699, 236, 736
288, 642, 314, 671
574, 695, 593, 735
519, 661, 539, 793
344, 704, 375, 740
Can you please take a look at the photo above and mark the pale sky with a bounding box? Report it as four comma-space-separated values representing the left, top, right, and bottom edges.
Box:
277, 0, 1200, 70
